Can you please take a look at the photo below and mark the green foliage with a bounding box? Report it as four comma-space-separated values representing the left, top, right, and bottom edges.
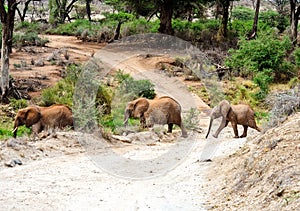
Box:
292, 47, 300, 67
225, 32, 293, 98
46, 19, 94, 35
9, 99, 28, 110
104, 12, 135, 22
232, 6, 254, 21
15, 21, 48, 34
253, 69, 274, 100
183, 108, 201, 130
13, 32, 49, 47
40, 64, 81, 106
115, 70, 156, 99
122, 18, 160, 36
259, 10, 289, 32
225, 32, 292, 78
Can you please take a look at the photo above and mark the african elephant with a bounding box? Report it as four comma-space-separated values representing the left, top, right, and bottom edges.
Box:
13, 104, 73, 138
205, 100, 261, 138
124, 96, 188, 137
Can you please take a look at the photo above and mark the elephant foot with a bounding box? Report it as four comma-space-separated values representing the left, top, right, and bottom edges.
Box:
239, 134, 247, 138
233, 136, 239, 138
181, 133, 188, 138
212, 134, 218, 138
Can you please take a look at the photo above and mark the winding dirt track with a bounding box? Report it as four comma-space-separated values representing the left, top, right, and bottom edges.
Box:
0, 36, 260, 210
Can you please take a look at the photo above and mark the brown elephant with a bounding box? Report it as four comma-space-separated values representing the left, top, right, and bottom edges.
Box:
13, 104, 73, 138
124, 96, 188, 137
205, 100, 261, 138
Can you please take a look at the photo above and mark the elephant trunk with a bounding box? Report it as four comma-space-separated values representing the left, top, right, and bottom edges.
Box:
123, 109, 130, 126
205, 117, 213, 139
12, 120, 19, 138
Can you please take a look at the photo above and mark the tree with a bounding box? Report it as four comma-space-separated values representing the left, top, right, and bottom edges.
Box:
0, 0, 19, 102
86, 0, 92, 21
216, 0, 232, 39
289, 0, 300, 44
16, 0, 32, 22
248, 0, 261, 39
105, 0, 206, 35
49, 0, 78, 25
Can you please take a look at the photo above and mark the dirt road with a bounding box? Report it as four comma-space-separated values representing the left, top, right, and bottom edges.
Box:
1, 34, 260, 210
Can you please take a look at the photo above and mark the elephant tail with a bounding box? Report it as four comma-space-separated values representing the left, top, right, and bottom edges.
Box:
205, 118, 213, 139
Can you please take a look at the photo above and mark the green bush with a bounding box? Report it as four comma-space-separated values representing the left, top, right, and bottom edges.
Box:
232, 6, 254, 21
259, 10, 289, 32
46, 19, 94, 35
15, 21, 49, 34
225, 32, 292, 78
115, 70, 156, 99
13, 32, 49, 47
292, 47, 300, 67
225, 31, 293, 98
9, 99, 28, 110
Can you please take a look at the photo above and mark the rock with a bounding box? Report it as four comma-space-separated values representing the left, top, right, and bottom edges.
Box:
5, 160, 16, 167
34, 59, 44, 67
4, 159, 22, 167
111, 135, 132, 143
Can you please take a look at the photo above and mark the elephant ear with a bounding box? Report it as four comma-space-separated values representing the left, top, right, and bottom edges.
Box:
133, 98, 149, 117
25, 107, 41, 127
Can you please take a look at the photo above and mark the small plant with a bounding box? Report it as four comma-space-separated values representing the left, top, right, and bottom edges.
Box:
183, 108, 202, 131
9, 99, 28, 110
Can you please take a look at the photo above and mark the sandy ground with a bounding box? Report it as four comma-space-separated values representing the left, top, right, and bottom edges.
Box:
1, 35, 262, 210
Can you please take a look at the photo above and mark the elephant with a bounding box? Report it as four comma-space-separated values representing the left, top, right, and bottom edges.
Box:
123, 96, 188, 137
13, 104, 73, 138
205, 100, 261, 138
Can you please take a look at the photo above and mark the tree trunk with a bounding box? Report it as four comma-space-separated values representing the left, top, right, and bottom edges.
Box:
158, 0, 174, 35
86, 0, 91, 21
248, 0, 260, 40
217, 0, 230, 39
1, 25, 10, 102
290, 0, 300, 45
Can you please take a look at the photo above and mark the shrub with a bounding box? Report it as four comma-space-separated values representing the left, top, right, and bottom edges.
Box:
225, 32, 293, 98
115, 70, 156, 99
232, 6, 254, 21
9, 99, 28, 110
13, 32, 49, 47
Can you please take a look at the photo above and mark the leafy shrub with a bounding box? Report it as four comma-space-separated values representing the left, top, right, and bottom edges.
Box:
13, 32, 49, 47
183, 108, 201, 131
232, 6, 254, 21
115, 70, 156, 99
15, 21, 49, 34
259, 10, 289, 33
292, 47, 300, 67
229, 33, 292, 76
9, 99, 28, 110
46, 19, 94, 35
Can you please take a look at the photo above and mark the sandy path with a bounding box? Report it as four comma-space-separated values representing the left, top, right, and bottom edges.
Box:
1, 35, 260, 210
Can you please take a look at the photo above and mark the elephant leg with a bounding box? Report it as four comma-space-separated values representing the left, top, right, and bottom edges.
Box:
231, 122, 239, 138
213, 118, 227, 138
240, 125, 248, 138
167, 123, 173, 133
140, 116, 146, 128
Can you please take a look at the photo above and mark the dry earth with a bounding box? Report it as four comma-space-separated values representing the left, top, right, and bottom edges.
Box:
0, 35, 298, 210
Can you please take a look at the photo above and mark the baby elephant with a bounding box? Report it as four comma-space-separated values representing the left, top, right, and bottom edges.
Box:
13, 104, 73, 138
206, 100, 261, 138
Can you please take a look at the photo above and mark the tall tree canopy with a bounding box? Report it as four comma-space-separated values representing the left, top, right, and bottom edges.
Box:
105, 0, 206, 35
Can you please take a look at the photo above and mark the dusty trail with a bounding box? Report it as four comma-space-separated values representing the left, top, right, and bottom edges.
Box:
1, 35, 260, 210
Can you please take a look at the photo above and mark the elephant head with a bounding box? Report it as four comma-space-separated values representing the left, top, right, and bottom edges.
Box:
205, 100, 231, 139
124, 98, 150, 126
13, 106, 41, 138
